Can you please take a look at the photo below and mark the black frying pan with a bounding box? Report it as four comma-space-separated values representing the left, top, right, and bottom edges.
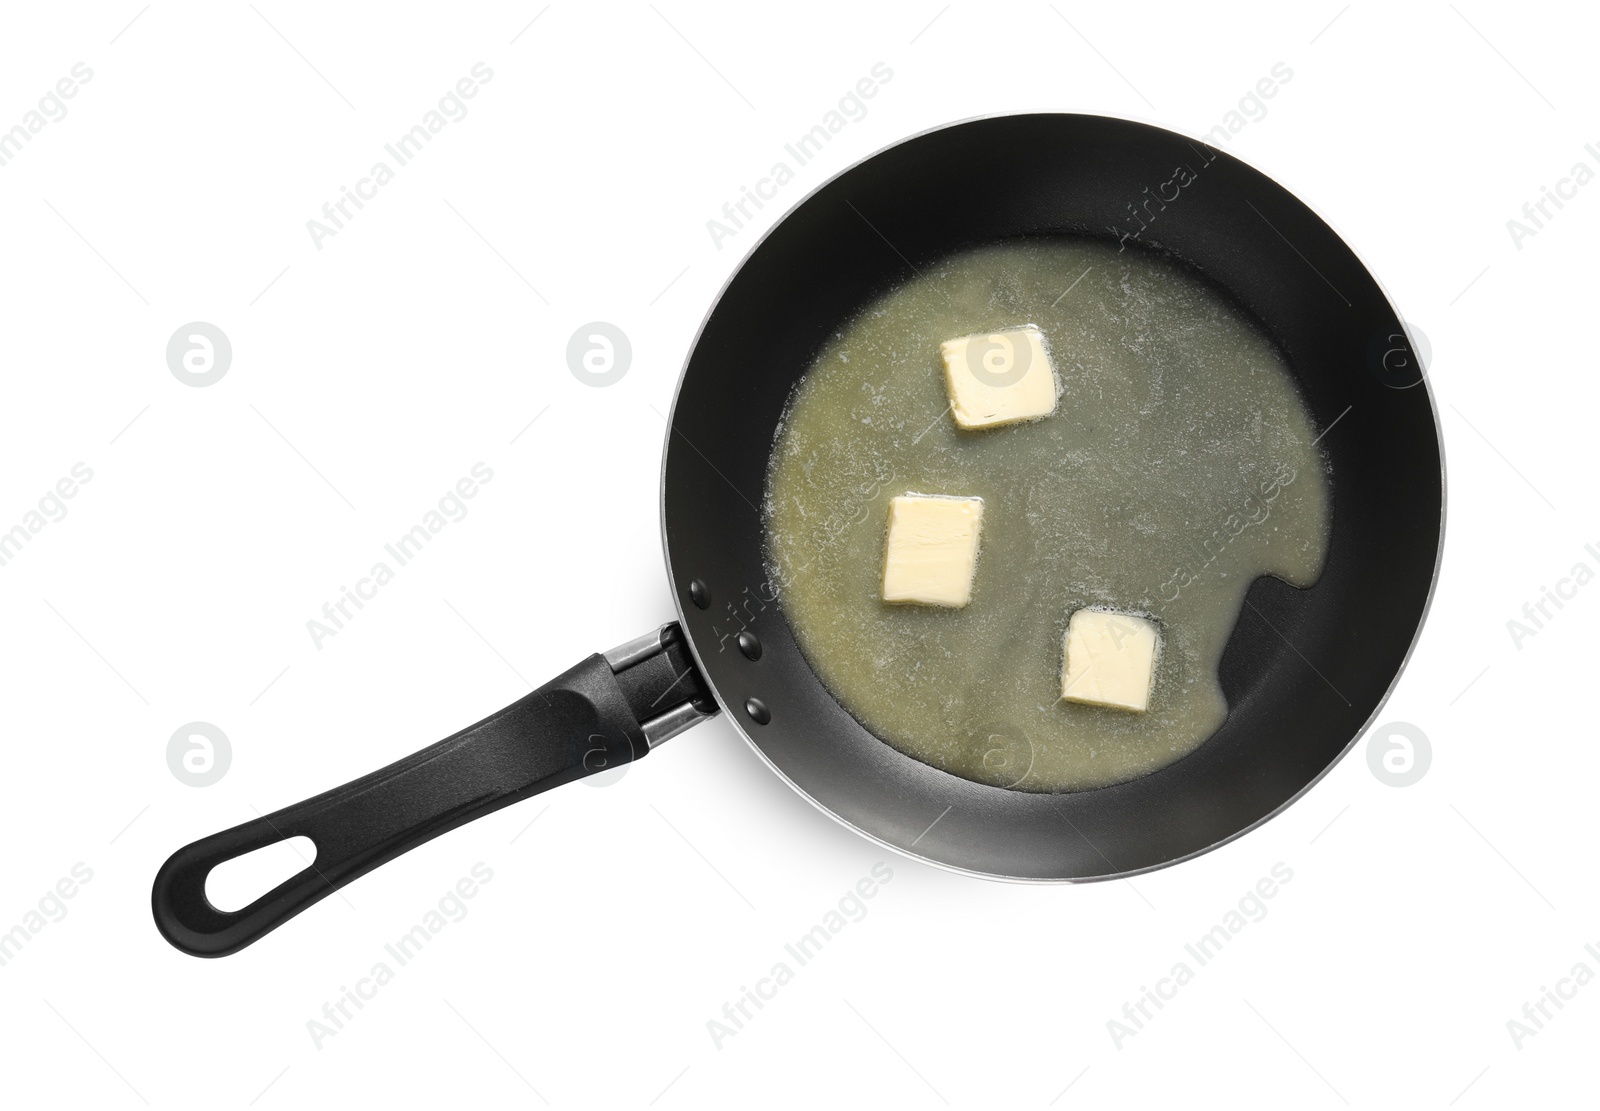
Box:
153, 113, 1443, 957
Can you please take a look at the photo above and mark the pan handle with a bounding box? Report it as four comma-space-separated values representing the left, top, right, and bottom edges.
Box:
152, 624, 714, 957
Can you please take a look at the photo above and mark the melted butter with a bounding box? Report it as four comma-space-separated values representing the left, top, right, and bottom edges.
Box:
764, 238, 1331, 792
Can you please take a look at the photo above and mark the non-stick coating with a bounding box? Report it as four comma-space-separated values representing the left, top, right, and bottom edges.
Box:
661, 114, 1442, 880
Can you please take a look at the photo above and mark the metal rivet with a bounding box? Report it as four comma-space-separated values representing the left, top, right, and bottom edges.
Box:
744, 697, 770, 725
736, 631, 762, 661
689, 579, 710, 609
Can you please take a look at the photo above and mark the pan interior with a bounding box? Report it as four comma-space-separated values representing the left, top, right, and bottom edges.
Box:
763, 235, 1332, 792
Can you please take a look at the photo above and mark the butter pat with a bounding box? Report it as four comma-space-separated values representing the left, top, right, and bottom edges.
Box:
1060, 609, 1159, 712
939, 326, 1058, 429
881, 494, 984, 607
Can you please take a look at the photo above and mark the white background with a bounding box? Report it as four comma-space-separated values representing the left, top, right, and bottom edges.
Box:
0, 1, 1594, 1107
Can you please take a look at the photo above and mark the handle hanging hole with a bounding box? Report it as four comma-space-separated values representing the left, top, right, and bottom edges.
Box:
204, 836, 317, 912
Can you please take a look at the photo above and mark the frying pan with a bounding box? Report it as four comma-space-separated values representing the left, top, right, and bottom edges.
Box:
152, 113, 1443, 957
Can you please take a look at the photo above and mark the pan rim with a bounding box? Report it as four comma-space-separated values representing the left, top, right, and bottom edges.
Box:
657, 110, 1447, 883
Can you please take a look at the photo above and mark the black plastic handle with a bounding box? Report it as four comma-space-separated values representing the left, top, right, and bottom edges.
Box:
153, 631, 710, 957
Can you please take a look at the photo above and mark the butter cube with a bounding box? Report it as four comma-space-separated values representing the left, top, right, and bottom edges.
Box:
1060, 609, 1159, 712
939, 326, 1058, 430
881, 494, 984, 607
